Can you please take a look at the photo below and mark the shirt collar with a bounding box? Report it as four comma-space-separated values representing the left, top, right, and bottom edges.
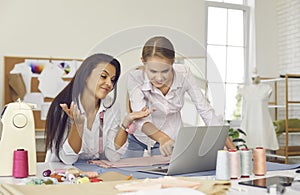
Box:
77, 95, 106, 115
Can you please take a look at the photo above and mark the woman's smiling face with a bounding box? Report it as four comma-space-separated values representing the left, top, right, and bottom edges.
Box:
86, 63, 116, 100
144, 56, 173, 89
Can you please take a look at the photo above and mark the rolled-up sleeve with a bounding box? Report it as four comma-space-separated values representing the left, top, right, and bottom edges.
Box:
59, 119, 84, 164
184, 66, 219, 125
45, 120, 83, 165
58, 140, 81, 165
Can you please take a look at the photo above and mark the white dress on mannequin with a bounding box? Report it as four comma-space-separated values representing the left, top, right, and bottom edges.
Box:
240, 82, 279, 150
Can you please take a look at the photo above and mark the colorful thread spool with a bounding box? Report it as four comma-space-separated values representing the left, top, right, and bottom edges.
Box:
253, 147, 266, 176
228, 149, 241, 179
47, 177, 58, 184
12, 149, 29, 178
76, 176, 90, 184
66, 173, 76, 183
50, 173, 65, 182
43, 169, 52, 177
240, 148, 253, 178
90, 178, 103, 183
215, 150, 230, 180
43, 179, 54, 185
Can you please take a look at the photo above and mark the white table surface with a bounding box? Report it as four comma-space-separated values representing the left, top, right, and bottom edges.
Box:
1, 162, 300, 195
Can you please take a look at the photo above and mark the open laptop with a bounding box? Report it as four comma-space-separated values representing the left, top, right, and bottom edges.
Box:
139, 125, 229, 175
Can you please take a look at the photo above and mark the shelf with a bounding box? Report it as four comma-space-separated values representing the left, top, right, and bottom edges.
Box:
276, 146, 300, 156
269, 104, 300, 108
280, 132, 300, 135
35, 135, 45, 139
266, 153, 300, 159
287, 128, 300, 132
35, 130, 45, 139
265, 74, 300, 164
268, 105, 285, 108
261, 77, 285, 83
281, 74, 300, 78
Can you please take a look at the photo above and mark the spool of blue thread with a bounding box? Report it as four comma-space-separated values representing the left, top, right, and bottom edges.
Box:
13, 149, 29, 178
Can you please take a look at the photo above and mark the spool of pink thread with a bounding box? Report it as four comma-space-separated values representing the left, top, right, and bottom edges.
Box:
228, 149, 241, 179
13, 149, 29, 178
253, 147, 266, 176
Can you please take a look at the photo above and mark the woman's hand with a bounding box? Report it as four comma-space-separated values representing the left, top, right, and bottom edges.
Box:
160, 139, 175, 156
60, 101, 85, 131
123, 106, 151, 127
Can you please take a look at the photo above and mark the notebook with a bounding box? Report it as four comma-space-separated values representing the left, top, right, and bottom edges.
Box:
139, 125, 229, 175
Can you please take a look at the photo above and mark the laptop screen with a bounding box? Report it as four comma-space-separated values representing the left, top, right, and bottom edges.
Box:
140, 125, 229, 175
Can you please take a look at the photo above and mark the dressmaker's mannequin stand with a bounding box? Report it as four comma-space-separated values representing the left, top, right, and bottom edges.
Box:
240, 75, 279, 151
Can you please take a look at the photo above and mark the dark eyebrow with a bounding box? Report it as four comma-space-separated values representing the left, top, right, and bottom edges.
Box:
101, 69, 116, 78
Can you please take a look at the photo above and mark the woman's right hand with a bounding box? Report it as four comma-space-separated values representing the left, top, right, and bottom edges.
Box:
159, 137, 175, 156
60, 101, 85, 130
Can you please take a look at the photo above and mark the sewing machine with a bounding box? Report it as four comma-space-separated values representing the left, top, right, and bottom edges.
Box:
0, 100, 37, 176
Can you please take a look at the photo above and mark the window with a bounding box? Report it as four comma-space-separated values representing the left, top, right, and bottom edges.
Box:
205, 1, 249, 121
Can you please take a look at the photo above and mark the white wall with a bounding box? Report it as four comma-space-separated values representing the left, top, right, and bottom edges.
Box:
276, 0, 300, 119
0, 0, 206, 108
255, 0, 278, 77
0, 0, 279, 108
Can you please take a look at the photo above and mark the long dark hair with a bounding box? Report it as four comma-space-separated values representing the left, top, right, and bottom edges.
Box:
45, 53, 121, 159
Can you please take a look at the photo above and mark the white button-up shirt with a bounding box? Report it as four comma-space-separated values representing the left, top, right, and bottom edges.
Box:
127, 64, 217, 146
45, 97, 127, 164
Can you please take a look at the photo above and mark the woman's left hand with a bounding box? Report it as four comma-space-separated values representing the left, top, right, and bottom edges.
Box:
130, 106, 151, 120
123, 106, 152, 127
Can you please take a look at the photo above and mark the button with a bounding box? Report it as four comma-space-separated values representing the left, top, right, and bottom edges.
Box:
13, 113, 28, 128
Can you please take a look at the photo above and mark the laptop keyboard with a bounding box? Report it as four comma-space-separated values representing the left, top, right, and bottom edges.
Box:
153, 168, 168, 173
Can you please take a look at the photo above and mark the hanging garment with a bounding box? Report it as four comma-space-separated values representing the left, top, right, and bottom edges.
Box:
240, 84, 279, 150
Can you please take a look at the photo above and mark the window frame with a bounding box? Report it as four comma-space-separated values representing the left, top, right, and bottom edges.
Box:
204, 1, 250, 120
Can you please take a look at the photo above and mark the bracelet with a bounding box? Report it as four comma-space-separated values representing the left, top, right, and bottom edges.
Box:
120, 123, 136, 134
121, 124, 127, 132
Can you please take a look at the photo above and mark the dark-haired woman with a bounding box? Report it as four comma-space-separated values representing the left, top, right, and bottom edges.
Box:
45, 53, 150, 164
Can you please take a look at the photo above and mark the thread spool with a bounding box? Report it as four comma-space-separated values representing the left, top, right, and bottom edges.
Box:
13, 149, 29, 178
76, 176, 90, 184
43, 179, 54, 185
90, 178, 103, 183
66, 173, 76, 183
228, 149, 241, 179
43, 169, 51, 177
253, 147, 266, 176
50, 173, 65, 182
240, 148, 253, 178
215, 150, 230, 180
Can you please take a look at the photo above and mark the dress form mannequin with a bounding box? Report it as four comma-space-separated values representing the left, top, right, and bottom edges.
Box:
240, 74, 279, 150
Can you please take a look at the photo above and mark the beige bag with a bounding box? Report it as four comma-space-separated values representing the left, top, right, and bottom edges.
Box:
8, 73, 26, 101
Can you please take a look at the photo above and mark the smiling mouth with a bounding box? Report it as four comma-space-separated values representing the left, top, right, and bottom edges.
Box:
101, 87, 110, 92
154, 80, 164, 85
